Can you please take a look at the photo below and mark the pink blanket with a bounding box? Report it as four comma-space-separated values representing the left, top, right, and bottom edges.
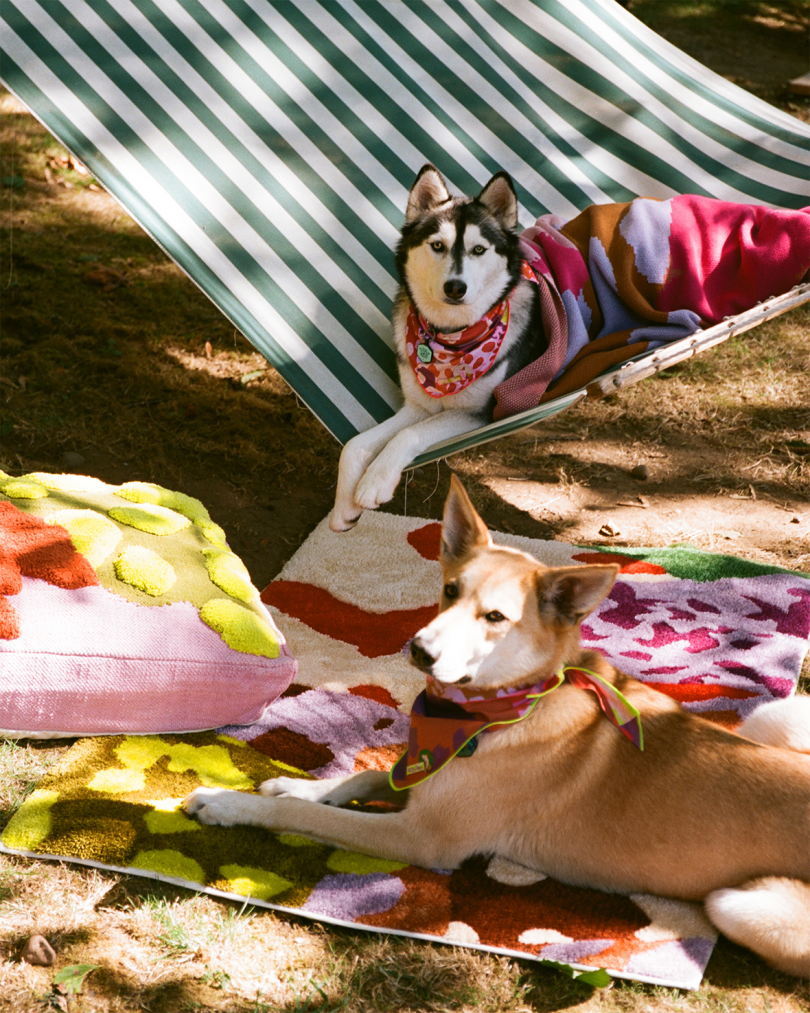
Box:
494, 196, 810, 418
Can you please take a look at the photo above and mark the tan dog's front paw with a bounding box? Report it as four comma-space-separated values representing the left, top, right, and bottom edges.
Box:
258, 776, 322, 800
183, 787, 260, 827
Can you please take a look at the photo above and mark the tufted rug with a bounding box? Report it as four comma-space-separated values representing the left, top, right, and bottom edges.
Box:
2, 513, 809, 990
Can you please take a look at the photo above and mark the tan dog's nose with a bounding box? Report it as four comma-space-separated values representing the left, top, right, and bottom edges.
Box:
410, 638, 435, 672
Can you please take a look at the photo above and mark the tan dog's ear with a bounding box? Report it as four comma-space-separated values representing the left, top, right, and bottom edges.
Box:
406, 164, 452, 222
440, 474, 491, 564
538, 564, 620, 625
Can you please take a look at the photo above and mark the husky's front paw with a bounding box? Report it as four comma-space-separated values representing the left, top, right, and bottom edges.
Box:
353, 463, 401, 511
184, 787, 262, 827
329, 505, 362, 532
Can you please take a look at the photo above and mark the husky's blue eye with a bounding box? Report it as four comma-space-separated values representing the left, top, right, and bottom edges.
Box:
471, 244, 486, 256
430, 240, 445, 253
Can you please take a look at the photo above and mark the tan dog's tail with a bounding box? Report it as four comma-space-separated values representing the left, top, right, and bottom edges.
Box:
706, 878, 810, 977
737, 696, 810, 753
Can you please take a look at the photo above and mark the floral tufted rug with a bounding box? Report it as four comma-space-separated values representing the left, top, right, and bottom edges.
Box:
3, 513, 809, 990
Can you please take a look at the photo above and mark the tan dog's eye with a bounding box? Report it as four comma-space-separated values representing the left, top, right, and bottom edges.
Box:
443, 583, 459, 599
485, 610, 506, 623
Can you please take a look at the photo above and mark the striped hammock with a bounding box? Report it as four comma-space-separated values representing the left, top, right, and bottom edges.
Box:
2, 0, 808, 464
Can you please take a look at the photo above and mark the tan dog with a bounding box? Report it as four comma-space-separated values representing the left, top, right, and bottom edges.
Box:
186, 476, 810, 977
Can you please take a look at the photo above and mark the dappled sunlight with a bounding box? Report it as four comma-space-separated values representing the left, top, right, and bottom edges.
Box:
1, 1, 809, 1006
164, 344, 290, 396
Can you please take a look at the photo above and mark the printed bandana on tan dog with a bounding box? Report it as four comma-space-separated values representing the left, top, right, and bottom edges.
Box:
487, 195, 810, 419
406, 261, 538, 396
389, 666, 643, 789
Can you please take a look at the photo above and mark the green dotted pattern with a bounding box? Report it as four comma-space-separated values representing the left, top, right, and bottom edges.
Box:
0, 470, 278, 657
2, 733, 342, 906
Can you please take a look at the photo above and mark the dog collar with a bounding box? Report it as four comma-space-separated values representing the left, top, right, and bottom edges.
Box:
406, 260, 537, 397
389, 665, 643, 790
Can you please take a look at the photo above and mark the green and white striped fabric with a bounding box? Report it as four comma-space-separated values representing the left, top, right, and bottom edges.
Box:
2, 0, 809, 455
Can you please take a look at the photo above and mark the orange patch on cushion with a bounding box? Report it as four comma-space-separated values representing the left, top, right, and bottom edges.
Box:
0, 501, 99, 640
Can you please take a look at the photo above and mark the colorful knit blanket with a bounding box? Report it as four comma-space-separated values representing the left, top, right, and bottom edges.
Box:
494, 196, 810, 418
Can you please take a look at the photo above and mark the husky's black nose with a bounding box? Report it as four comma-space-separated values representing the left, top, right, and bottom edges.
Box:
410, 639, 435, 672
443, 279, 467, 301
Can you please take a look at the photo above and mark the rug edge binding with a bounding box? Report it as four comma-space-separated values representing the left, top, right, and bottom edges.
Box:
0, 841, 707, 990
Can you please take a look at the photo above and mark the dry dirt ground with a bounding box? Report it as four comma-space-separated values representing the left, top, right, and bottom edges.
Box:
0, 2, 809, 1011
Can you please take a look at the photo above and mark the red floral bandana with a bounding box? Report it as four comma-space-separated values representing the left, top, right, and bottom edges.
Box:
406, 261, 537, 397
389, 667, 643, 790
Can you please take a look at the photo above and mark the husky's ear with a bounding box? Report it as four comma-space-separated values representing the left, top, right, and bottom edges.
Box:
405, 165, 451, 223
537, 565, 619, 626
477, 172, 518, 230
440, 474, 491, 564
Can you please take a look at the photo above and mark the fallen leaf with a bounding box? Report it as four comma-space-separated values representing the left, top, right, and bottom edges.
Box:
599, 524, 620, 537
53, 963, 99, 995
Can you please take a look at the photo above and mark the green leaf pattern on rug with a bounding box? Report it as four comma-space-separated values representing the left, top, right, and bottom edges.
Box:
2, 733, 331, 909
4, 789, 58, 851
131, 849, 206, 883
144, 804, 202, 835
326, 851, 407, 875
219, 864, 294, 900
113, 736, 255, 790
586, 542, 805, 581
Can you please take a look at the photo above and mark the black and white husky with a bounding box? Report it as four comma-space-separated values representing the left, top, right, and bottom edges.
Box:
330, 164, 547, 532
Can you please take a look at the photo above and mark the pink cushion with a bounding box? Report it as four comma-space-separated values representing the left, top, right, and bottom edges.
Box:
0, 472, 296, 737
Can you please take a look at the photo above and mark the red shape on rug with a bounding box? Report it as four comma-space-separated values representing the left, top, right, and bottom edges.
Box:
406, 523, 442, 561
349, 684, 401, 709
447, 857, 650, 955
645, 682, 757, 702
359, 864, 452, 935
261, 581, 438, 658
249, 727, 335, 772
0, 501, 99, 640
572, 551, 666, 575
